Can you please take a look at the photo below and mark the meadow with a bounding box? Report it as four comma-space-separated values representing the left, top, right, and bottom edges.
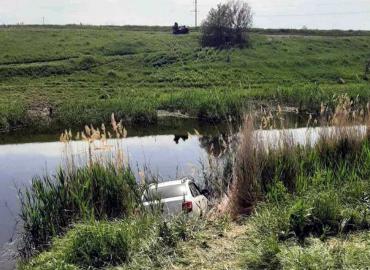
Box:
1, 25, 370, 132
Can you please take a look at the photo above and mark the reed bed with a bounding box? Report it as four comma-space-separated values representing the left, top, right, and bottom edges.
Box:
18, 115, 141, 258
18, 161, 142, 258
222, 95, 370, 268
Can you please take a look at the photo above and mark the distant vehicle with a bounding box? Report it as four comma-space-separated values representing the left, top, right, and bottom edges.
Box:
172, 22, 189, 35
142, 178, 209, 216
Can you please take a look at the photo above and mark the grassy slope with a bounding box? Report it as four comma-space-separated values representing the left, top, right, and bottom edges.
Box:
170, 220, 370, 270
0, 26, 370, 131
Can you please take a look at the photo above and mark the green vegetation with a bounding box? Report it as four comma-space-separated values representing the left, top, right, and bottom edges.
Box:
227, 101, 370, 269
20, 215, 208, 270
1, 25, 369, 132
19, 163, 140, 257
200, 0, 253, 48
10, 24, 370, 269
21, 120, 370, 269
19, 101, 370, 269
238, 137, 370, 269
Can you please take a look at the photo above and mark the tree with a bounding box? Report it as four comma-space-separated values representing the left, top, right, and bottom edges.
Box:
200, 0, 253, 48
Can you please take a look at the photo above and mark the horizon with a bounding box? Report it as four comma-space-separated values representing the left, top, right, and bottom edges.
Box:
1, 0, 370, 31
2, 24, 370, 32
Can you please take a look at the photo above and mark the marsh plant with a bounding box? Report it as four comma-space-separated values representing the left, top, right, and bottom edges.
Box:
223, 95, 370, 268
230, 95, 370, 213
18, 114, 137, 258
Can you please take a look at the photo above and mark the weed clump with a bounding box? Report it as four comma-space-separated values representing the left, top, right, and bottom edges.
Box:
19, 163, 140, 257
78, 55, 98, 70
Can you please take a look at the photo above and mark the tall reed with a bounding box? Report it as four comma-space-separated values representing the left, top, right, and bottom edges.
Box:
18, 163, 141, 258
229, 94, 370, 217
18, 114, 142, 258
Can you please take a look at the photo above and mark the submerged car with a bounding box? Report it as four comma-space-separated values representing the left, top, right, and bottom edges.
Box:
142, 178, 209, 216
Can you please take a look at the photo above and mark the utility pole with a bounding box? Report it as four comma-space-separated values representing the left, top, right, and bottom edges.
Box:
194, 0, 198, 27
42, 16, 45, 25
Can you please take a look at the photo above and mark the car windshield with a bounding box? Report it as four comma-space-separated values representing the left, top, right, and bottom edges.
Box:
144, 184, 187, 202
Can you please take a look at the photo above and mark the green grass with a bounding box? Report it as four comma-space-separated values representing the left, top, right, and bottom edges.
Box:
231, 119, 370, 269
20, 217, 157, 270
1, 25, 369, 132
19, 212, 207, 270
18, 163, 141, 257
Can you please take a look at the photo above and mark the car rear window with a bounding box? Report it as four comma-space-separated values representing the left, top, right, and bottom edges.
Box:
144, 184, 187, 201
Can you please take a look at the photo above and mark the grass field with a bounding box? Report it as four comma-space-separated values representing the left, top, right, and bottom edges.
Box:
1, 25, 369, 132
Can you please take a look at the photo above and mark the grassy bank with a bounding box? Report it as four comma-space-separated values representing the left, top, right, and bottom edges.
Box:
237, 135, 370, 269
1, 25, 369, 132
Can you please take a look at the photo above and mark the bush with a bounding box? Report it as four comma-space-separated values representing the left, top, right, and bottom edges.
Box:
288, 199, 314, 241
78, 55, 98, 70
200, 0, 253, 48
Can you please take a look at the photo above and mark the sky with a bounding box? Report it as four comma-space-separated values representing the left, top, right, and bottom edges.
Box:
0, 0, 369, 30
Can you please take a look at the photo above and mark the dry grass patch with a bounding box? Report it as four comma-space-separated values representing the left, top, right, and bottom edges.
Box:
172, 219, 248, 270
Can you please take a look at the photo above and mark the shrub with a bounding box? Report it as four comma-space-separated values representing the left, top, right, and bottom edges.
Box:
78, 55, 98, 70
311, 191, 341, 234
200, 0, 253, 48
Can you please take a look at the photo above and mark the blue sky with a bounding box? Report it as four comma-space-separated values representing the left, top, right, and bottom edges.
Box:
0, 0, 369, 29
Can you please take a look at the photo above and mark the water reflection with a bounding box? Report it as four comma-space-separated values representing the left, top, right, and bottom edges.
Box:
174, 134, 189, 144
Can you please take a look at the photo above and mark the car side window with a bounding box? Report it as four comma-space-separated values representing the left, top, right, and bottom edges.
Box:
189, 183, 200, 197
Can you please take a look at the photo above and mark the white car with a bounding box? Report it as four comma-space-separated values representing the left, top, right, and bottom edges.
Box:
142, 178, 209, 216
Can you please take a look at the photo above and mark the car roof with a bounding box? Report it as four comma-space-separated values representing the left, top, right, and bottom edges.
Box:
148, 178, 192, 189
